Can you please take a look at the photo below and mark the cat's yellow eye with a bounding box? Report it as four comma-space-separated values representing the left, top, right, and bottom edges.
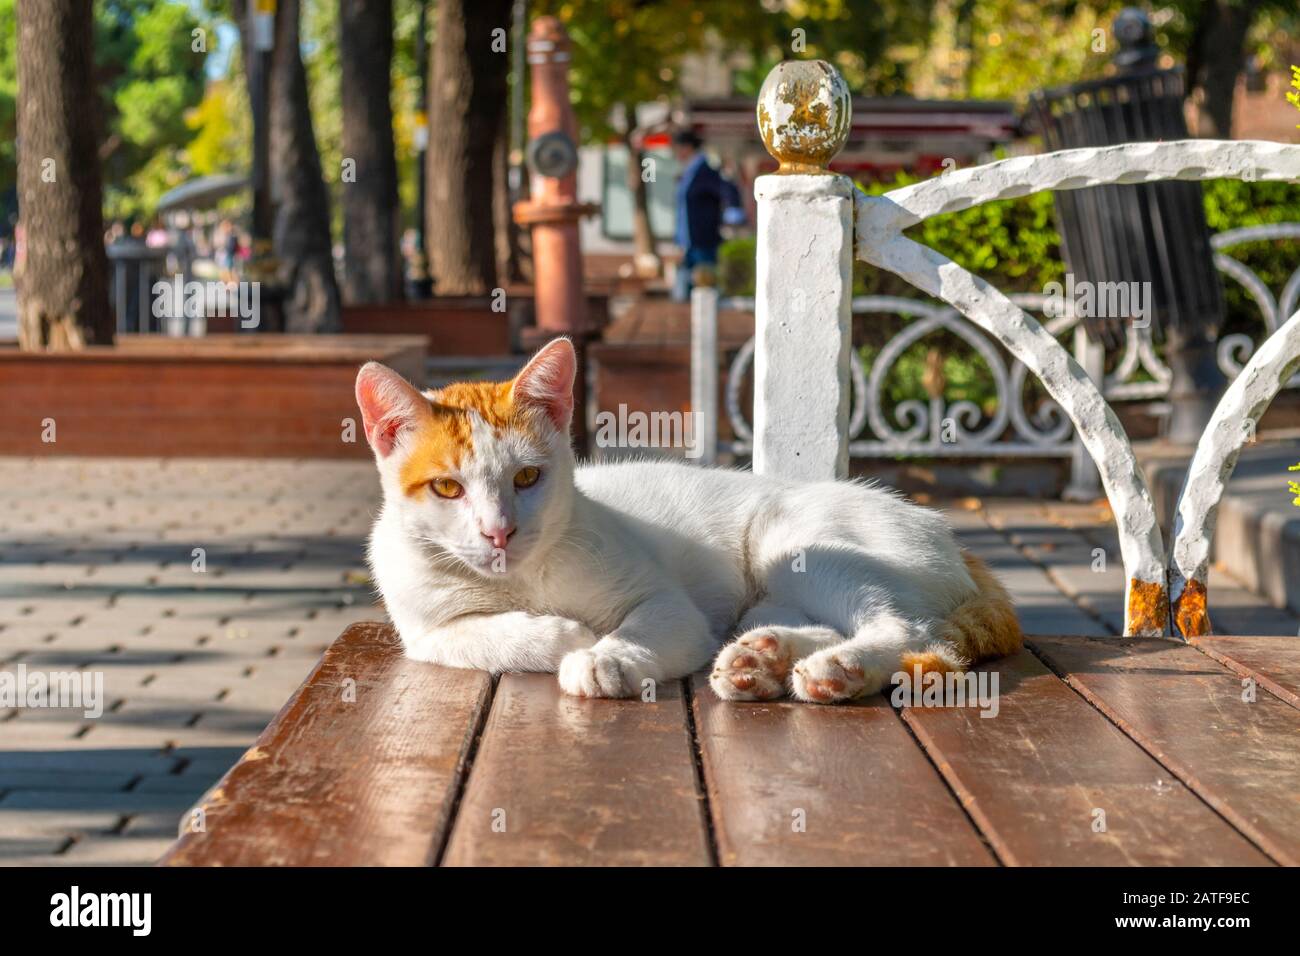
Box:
513, 466, 541, 489
430, 478, 463, 499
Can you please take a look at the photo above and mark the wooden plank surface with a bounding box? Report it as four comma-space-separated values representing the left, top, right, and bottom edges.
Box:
1192, 635, 1300, 709
692, 677, 995, 866
1032, 635, 1300, 866
901, 649, 1269, 866
441, 674, 712, 866
161, 622, 492, 866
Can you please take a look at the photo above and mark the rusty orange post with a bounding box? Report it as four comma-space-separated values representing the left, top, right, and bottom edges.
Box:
513, 16, 598, 446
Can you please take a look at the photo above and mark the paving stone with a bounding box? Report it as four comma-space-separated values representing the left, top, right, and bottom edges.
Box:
122, 809, 189, 837
75, 722, 256, 750
0, 835, 68, 858
0, 717, 85, 744
0, 807, 122, 840
98, 701, 203, 729
170, 748, 247, 775
59, 835, 174, 865
0, 771, 135, 791
0, 750, 178, 774
131, 775, 219, 796
191, 709, 276, 737
1, 788, 201, 814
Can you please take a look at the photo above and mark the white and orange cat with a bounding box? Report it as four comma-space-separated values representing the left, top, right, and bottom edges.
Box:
357, 338, 1021, 703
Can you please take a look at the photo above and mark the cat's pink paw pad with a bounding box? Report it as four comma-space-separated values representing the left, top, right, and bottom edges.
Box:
792, 655, 869, 704
709, 632, 791, 701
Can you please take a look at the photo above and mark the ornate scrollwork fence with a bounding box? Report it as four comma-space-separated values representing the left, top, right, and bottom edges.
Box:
736, 58, 1300, 639
693, 223, 1300, 496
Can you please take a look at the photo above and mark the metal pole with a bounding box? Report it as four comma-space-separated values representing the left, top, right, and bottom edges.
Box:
509, 0, 527, 202
690, 285, 719, 466
245, 0, 278, 330
248, 1, 274, 252
407, 0, 432, 298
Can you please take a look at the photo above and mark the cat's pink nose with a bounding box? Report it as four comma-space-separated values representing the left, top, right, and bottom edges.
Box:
480, 525, 516, 550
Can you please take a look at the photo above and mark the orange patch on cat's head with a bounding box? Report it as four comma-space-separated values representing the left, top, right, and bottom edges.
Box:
395, 378, 549, 497
386, 338, 576, 497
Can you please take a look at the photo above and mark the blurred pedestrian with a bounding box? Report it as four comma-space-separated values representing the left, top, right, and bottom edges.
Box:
670, 129, 742, 301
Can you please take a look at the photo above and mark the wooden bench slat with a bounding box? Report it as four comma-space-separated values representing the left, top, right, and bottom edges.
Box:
441, 674, 712, 866
901, 647, 1270, 866
1191, 635, 1300, 710
692, 677, 995, 866
161, 623, 492, 866
1031, 635, 1300, 866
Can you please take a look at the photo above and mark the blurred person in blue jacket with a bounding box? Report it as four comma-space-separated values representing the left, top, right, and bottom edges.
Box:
671, 129, 744, 301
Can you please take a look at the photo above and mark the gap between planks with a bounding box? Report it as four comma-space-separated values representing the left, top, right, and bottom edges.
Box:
430, 673, 498, 867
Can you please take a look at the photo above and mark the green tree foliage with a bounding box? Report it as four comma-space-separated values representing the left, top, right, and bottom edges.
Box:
96, 0, 211, 218
0, 0, 208, 220
1203, 177, 1300, 339
536, 0, 937, 146
727, 0, 937, 98
0, 0, 15, 218
962, 0, 1124, 101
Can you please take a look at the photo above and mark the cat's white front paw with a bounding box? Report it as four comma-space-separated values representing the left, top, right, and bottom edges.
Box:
559, 649, 635, 698
710, 630, 793, 701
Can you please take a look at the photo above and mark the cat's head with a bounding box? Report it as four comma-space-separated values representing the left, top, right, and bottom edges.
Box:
356, 338, 577, 579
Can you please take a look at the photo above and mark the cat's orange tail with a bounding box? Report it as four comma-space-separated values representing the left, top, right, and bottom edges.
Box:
908, 552, 1022, 675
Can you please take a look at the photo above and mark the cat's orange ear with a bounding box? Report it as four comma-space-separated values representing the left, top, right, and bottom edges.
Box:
355, 362, 430, 458
512, 337, 575, 432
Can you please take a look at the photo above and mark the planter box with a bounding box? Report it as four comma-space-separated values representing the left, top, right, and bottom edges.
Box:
0, 334, 426, 458
340, 299, 513, 356
335, 292, 611, 358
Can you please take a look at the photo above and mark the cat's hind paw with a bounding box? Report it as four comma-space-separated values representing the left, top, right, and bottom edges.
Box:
791, 649, 880, 704
709, 631, 794, 701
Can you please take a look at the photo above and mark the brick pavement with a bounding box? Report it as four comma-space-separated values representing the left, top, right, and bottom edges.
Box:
2, 460, 1296, 866
0, 458, 383, 865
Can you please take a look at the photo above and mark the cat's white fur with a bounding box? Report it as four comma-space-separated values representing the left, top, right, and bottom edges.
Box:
360, 339, 984, 703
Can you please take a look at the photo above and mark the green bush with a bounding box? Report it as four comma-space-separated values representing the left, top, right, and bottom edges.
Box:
1203, 178, 1300, 337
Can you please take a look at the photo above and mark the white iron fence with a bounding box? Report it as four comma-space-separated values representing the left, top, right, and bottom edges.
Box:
692, 224, 1300, 500
745, 59, 1300, 640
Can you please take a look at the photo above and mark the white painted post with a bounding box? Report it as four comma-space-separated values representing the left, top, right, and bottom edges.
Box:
1063, 323, 1105, 501
690, 285, 719, 466
752, 61, 854, 481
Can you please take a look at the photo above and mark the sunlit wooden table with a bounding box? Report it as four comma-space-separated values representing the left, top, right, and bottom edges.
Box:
161, 623, 1300, 866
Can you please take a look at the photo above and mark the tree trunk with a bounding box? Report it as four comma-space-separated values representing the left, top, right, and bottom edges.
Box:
425, 0, 511, 295
339, 0, 402, 304
493, 101, 526, 285
15, 0, 112, 350
270, 0, 340, 331
622, 105, 658, 276
1186, 0, 1260, 138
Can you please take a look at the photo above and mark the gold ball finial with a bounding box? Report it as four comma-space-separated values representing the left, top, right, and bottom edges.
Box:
756, 60, 851, 174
